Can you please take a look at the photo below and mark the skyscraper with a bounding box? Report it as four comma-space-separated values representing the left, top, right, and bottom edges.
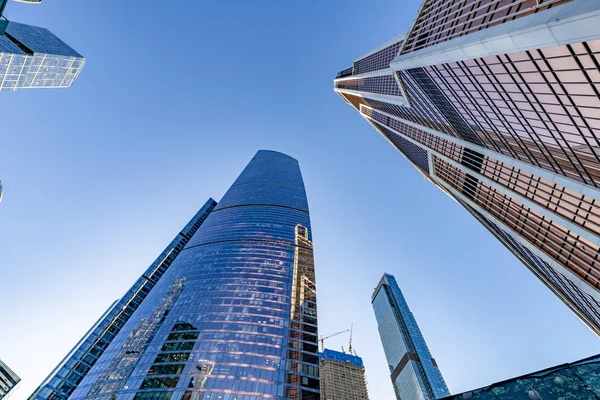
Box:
319, 349, 369, 400
0, 359, 20, 400
0, 21, 84, 90
335, 0, 600, 336
50, 150, 319, 400
29, 199, 217, 400
372, 274, 448, 400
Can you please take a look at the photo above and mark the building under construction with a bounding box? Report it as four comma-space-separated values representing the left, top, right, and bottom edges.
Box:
319, 349, 369, 400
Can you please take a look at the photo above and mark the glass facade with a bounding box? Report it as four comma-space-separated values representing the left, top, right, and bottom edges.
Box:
334, 1, 600, 336
29, 199, 217, 400
372, 274, 449, 400
67, 150, 320, 400
0, 21, 84, 90
441, 353, 600, 400
0, 359, 20, 400
401, 0, 573, 55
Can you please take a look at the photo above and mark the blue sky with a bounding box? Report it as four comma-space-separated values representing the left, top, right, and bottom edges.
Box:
1, 1, 599, 399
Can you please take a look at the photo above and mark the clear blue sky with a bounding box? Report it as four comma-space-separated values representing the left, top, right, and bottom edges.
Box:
1, 1, 599, 399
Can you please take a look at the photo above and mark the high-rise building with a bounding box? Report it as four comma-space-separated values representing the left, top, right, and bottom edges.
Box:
49, 150, 320, 400
29, 199, 217, 400
0, 21, 84, 90
319, 349, 369, 400
0, 359, 20, 400
441, 353, 600, 400
372, 274, 449, 400
335, 0, 600, 336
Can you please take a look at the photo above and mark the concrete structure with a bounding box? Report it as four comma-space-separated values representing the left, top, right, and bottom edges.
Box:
372, 274, 449, 400
0, 359, 20, 400
335, 0, 600, 336
319, 349, 369, 400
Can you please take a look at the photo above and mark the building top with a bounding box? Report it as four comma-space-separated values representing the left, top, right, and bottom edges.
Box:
371, 273, 394, 301
353, 33, 406, 64
320, 349, 364, 368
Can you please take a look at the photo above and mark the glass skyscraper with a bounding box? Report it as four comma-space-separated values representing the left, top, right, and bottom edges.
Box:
45, 150, 319, 400
335, 0, 600, 336
372, 274, 448, 400
29, 199, 217, 400
0, 359, 20, 400
0, 21, 84, 90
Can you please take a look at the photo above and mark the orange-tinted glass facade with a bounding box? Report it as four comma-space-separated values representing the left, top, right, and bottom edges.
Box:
335, 1, 600, 335
402, 0, 573, 55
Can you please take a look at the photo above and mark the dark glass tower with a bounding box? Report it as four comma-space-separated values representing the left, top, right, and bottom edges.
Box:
30, 199, 217, 400
66, 150, 320, 400
372, 274, 448, 400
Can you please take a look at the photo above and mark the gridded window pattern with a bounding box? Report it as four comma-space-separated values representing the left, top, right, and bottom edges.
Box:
419, 40, 600, 187
68, 151, 320, 400
353, 40, 404, 75
373, 122, 430, 174
0, 359, 20, 399
28, 200, 217, 400
0, 22, 84, 90
434, 156, 600, 291
372, 275, 450, 400
473, 210, 600, 335
365, 107, 466, 163
366, 75, 465, 140
402, 0, 573, 55
478, 157, 600, 237
367, 107, 600, 240
319, 357, 369, 400
336, 75, 402, 97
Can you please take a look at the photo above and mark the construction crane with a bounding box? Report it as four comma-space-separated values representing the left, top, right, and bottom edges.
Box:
319, 329, 350, 352
348, 323, 354, 355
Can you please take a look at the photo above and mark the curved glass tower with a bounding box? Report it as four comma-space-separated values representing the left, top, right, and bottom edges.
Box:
68, 150, 320, 400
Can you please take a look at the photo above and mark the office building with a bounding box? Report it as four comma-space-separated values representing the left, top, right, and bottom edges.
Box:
442, 353, 600, 400
372, 274, 449, 400
0, 21, 84, 90
319, 349, 369, 400
335, 0, 600, 336
29, 199, 217, 400
0, 359, 20, 400
53, 150, 320, 400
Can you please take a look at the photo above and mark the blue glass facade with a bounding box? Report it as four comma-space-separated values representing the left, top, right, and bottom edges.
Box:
0, 359, 20, 399
319, 350, 363, 369
443, 354, 600, 400
29, 199, 217, 400
372, 274, 448, 400
67, 150, 320, 400
0, 21, 84, 90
